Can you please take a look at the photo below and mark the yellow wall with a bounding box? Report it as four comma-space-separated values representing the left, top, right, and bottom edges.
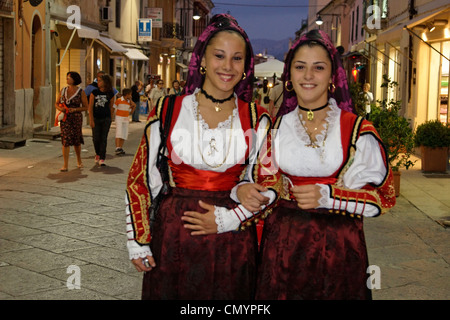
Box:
15, 1, 47, 90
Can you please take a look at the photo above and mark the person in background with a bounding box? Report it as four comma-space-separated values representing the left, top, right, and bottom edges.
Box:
169, 80, 182, 96
268, 79, 283, 118
88, 74, 115, 167
362, 82, 374, 120
55, 71, 89, 171
257, 78, 271, 111
114, 88, 136, 155
85, 70, 118, 98
131, 80, 143, 122
148, 79, 167, 112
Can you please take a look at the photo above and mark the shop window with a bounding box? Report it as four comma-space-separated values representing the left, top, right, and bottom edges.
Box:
439, 41, 449, 123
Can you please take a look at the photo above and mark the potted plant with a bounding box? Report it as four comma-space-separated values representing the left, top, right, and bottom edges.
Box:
363, 76, 416, 196
414, 119, 450, 173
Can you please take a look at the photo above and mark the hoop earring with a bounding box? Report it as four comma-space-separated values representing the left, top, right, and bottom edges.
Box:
285, 80, 294, 92
200, 66, 207, 75
241, 72, 246, 80
329, 83, 336, 93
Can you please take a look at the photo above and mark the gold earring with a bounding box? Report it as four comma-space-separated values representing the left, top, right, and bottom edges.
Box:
200, 66, 206, 75
242, 72, 246, 80
329, 83, 336, 93
285, 80, 294, 92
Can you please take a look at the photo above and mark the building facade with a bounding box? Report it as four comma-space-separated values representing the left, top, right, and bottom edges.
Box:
308, 0, 450, 128
2, 0, 213, 141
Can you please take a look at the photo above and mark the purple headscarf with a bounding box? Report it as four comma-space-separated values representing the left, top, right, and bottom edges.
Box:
181, 14, 255, 103
278, 29, 354, 116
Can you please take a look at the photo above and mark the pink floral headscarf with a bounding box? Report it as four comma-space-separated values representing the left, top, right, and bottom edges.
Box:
181, 14, 255, 103
278, 29, 354, 116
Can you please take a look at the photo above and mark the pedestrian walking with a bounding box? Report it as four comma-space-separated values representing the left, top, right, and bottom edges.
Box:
131, 80, 143, 122
125, 14, 271, 300
88, 74, 115, 166
55, 71, 89, 172
85, 70, 118, 98
114, 88, 136, 155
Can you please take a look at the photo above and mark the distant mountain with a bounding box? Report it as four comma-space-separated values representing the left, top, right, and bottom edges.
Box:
251, 38, 291, 62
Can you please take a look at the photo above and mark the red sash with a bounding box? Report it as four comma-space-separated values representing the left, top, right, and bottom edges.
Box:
169, 160, 245, 191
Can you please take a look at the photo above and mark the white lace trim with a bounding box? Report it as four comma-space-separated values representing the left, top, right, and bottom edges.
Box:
318, 184, 330, 208
295, 98, 340, 147
127, 241, 152, 260
191, 88, 238, 130
214, 206, 240, 234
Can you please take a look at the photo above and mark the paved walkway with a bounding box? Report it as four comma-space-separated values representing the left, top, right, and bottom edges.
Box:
0, 116, 449, 300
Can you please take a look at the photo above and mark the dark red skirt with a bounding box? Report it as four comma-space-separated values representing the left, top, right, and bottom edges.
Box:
256, 199, 372, 300
142, 187, 258, 300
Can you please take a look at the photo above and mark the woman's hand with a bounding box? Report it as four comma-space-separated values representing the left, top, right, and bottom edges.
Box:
89, 118, 95, 128
237, 183, 269, 212
291, 184, 321, 210
131, 255, 156, 272
182, 200, 217, 236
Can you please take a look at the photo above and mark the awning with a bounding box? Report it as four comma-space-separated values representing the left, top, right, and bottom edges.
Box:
375, 5, 450, 44
72, 24, 127, 53
98, 36, 128, 53
125, 48, 149, 61
375, 24, 405, 44
76, 25, 100, 39
176, 62, 189, 69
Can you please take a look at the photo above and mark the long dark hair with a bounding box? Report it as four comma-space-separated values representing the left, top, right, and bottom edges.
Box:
99, 74, 113, 93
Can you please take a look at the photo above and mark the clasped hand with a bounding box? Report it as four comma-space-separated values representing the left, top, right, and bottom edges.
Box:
290, 184, 321, 209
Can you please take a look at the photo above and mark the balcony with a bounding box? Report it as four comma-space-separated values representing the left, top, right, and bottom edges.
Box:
161, 22, 185, 49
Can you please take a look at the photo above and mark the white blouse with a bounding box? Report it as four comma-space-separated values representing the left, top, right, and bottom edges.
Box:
227, 98, 388, 234
126, 89, 270, 259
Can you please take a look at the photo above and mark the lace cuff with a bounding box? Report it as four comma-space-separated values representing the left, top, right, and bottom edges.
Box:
214, 206, 241, 234
127, 240, 152, 260
214, 205, 258, 234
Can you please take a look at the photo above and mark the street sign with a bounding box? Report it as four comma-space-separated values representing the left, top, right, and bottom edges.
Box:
138, 19, 152, 42
146, 8, 162, 28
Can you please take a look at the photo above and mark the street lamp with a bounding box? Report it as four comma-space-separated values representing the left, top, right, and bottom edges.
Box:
193, 10, 201, 20
315, 14, 340, 26
315, 15, 323, 26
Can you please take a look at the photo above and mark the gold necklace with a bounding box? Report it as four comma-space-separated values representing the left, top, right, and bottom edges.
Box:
298, 111, 329, 149
196, 102, 235, 168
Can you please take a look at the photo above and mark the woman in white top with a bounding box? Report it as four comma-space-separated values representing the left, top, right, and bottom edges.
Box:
125, 14, 271, 300
188, 29, 397, 300
250, 30, 396, 300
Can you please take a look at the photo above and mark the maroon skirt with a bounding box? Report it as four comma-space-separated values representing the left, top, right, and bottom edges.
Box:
142, 187, 258, 300
256, 199, 372, 300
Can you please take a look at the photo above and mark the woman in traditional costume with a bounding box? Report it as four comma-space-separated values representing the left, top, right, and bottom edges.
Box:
125, 14, 271, 300
189, 29, 397, 299
251, 29, 396, 299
